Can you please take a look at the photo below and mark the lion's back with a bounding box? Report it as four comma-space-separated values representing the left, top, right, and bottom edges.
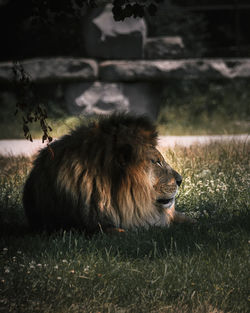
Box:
23, 131, 93, 232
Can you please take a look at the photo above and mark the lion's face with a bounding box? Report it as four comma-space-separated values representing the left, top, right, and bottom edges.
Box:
148, 147, 182, 210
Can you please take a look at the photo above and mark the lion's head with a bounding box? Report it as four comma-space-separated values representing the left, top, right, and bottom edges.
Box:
23, 114, 184, 233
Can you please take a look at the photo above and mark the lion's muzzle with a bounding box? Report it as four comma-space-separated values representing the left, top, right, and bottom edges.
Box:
156, 196, 175, 209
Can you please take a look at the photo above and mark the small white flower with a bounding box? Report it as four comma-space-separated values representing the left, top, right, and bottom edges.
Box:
62, 259, 68, 263
57, 276, 62, 280
84, 266, 90, 273
4, 268, 10, 274
37, 264, 42, 267
54, 265, 58, 269
199, 169, 211, 178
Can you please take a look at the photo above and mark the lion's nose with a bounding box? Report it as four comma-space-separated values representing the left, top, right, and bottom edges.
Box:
172, 170, 182, 186
176, 178, 182, 186
176, 175, 182, 186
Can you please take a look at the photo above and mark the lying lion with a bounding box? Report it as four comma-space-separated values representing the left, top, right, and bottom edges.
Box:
23, 113, 194, 233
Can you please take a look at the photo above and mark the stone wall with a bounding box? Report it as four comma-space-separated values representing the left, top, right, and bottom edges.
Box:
1, 57, 250, 119
1, 5, 250, 119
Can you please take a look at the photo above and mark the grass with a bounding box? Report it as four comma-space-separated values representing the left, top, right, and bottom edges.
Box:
157, 80, 250, 135
0, 141, 249, 312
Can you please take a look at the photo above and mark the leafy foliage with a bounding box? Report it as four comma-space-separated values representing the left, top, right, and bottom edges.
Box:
112, 0, 163, 21
12, 0, 164, 22
12, 62, 53, 143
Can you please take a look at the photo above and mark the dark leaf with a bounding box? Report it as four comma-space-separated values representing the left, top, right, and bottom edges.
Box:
22, 116, 28, 124
124, 4, 133, 18
23, 124, 29, 136
27, 115, 34, 122
132, 4, 144, 18
112, 5, 124, 21
42, 134, 47, 143
147, 3, 157, 16
40, 119, 45, 128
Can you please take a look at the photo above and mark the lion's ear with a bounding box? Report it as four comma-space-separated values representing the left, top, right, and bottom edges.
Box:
137, 129, 158, 147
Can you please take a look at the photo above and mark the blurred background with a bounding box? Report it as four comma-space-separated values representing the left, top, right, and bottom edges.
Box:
0, 0, 249, 139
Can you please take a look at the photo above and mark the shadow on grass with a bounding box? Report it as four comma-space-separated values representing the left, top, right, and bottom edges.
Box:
1, 204, 249, 261
93, 214, 250, 259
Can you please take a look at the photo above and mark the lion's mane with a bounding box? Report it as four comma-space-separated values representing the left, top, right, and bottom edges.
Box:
23, 114, 167, 233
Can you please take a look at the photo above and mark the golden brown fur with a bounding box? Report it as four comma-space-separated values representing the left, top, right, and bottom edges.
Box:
23, 114, 193, 233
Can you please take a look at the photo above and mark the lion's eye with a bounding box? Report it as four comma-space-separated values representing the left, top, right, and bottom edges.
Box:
157, 160, 162, 167
151, 159, 162, 167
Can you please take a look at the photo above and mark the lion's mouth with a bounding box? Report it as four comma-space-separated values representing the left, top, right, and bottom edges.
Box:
157, 197, 174, 205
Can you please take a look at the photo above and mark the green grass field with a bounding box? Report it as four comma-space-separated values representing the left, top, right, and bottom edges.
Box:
0, 141, 249, 312
157, 80, 250, 135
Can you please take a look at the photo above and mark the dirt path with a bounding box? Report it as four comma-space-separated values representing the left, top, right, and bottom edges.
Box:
158, 134, 249, 148
0, 134, 248, 157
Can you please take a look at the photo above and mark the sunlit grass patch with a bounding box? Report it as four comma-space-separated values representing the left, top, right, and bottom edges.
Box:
163, 141, 249, 218
157, 80, 250, 135
0, 141, 249, 313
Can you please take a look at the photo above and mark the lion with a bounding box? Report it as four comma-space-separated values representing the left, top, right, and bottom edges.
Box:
23, 114, 194, 234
